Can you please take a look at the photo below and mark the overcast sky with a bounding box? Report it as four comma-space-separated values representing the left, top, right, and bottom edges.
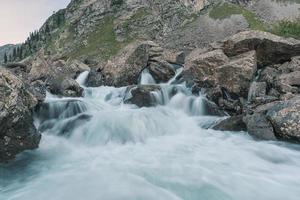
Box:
0, 0, 71, 46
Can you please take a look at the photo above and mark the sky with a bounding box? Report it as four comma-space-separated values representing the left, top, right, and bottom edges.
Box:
0, 0, 71, 46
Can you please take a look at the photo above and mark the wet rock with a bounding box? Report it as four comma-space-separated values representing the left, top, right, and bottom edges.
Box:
86, 68, 104, 87
124, 85, 161, 107
202, 99, 227, 116
217, 30, 300, 66
213, 115, 247, 132
243, 113, 277, 140
0, 69, 41, 162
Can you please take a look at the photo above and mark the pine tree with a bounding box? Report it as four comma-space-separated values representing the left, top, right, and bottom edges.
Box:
13, 48, 17, 59
4, 52, 7, 63
19, 47, 23, 60
45, 23, 50, 35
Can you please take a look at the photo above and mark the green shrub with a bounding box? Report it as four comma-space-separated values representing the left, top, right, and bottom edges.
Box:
111, 0, 124, 7
272, 20, 300, 39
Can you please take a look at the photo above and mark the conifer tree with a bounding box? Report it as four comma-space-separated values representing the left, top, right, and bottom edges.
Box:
4, 52, 7, 63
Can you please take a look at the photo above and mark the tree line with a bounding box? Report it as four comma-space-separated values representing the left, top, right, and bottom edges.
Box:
3, 10, 65, 63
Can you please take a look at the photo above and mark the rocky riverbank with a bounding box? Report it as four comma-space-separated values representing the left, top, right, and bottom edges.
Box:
1, 29, 300, 162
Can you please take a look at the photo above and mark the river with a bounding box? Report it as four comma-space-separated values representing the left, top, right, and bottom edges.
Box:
1, 69, 300, 200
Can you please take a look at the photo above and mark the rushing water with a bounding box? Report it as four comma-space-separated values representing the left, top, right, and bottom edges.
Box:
1, 69, 300, 200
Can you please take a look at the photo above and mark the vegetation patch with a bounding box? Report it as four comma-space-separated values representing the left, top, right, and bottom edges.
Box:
272, 20, 300, 39
209, 3, 267, 31
68, 16, 131, 61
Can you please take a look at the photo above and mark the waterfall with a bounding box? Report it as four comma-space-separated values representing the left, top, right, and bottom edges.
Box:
2, 67, 300, 200
76, 71, 90, 86
139, 69, 156, 85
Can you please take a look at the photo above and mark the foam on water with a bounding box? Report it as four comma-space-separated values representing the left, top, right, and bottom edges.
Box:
1, 69, 300, 200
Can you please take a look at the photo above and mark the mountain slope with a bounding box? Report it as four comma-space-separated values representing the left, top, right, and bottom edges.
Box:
9, 0, 300, 64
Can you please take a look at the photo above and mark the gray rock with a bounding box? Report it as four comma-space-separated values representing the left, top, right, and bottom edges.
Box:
213, 115, 247, 132
0, 69, 41, 162
86, 68, 104, 87
124, 85, 161, 107
266, 96, 300, 142
218, 30, 300, 66
248, 82, 267, 102
243, 113, 277, 140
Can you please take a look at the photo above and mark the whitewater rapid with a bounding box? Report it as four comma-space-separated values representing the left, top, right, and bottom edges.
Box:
1, 69, 300, 200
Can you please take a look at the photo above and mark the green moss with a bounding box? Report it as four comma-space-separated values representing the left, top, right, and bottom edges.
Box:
272, 20, 300, 39
209, 3, 267, 31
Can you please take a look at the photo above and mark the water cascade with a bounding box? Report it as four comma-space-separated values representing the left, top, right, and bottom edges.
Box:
2, 67, 300, 200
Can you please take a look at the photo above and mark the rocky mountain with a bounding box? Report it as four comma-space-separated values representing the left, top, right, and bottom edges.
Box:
1, 0, 300, 162
6, 0, 299, 64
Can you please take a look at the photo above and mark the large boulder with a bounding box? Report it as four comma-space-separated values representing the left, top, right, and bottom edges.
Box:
0, 69, 41, 162
102, 41, 155, 87
183, 49, 230, 87
216, 30, 300, 66
183, 49, 257, 114
147, 60, 175, 83
25, 53, 88, 97
123, 85, 161, 107
266, 96, 300, 142
216, 50, 257, 98
243, 113, 277, 140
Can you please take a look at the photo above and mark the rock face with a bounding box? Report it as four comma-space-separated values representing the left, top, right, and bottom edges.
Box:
0, 69, 41, 162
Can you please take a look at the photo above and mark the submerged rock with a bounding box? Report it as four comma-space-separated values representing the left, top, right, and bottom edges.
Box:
0, 69, 41, 162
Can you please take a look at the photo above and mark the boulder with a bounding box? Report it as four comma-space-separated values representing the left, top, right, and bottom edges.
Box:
86, 68, 104, 87
183, 49, 230, 87
49, 77, 83, 97
266, 96, 300, 142
216, 50, 257, 98
213, 115, 247, 132
147, 60, 175, 83
217, 30, 300, 66
243, 113, 277, 140
26, 53, 88, 97
277, 71, 300, 94
124, 85, 161, 107
248, 81, 267, 102
0, 69, 41, 162
102, 41, 155, 86
162, 50, 185, 65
